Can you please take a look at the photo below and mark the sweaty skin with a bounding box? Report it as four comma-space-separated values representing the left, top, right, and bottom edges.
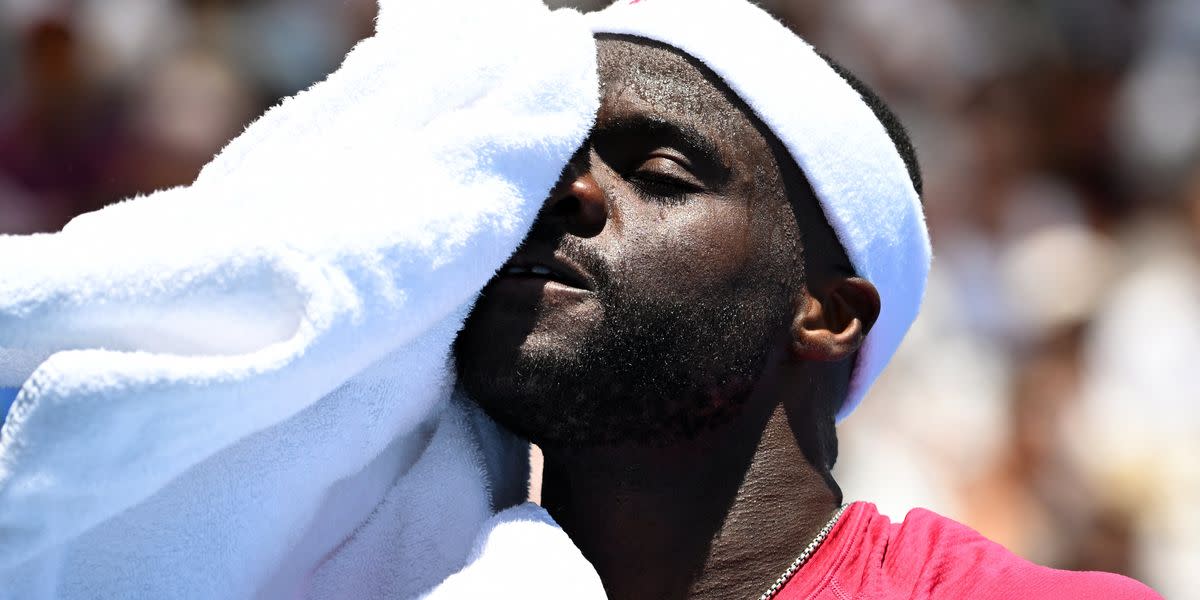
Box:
455, 36, 879, 600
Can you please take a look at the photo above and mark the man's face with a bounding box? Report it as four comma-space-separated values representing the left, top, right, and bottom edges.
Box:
454, 37, 805, 447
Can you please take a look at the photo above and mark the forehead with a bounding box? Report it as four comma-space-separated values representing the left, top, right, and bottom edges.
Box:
594, 36, 770, 155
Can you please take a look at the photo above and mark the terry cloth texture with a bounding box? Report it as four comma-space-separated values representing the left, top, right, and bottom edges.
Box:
0, 0, 601, 598
588, 0, 933, 420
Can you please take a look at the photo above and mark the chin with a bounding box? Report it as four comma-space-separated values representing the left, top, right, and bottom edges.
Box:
453, 275, 785, 448
454, 339, 760, 450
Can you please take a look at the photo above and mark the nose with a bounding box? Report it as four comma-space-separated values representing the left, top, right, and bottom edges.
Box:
542, 151, 608, 238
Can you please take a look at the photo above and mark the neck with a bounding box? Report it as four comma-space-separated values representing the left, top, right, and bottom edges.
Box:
540, 393, 839, 600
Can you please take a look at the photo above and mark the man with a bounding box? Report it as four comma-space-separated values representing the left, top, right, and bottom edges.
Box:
0, 1, 1168, 598
455, 0, 1163, 598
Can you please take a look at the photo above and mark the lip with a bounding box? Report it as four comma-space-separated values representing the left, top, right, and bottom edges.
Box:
495, 253, 594, 292
490, 276, 591, 302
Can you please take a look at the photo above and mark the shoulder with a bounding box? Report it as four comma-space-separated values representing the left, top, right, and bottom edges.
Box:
881, 507, 1163, 600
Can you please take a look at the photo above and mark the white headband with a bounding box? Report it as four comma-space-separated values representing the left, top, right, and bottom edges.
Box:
587, 0, 932, 420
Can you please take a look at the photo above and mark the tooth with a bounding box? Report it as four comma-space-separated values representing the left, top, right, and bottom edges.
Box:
530, 266, 552, 276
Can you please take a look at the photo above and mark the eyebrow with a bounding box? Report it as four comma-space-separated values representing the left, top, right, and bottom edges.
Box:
599, 114, 726, 172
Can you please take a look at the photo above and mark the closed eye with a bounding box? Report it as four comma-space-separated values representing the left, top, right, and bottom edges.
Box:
629, 153, 705, 198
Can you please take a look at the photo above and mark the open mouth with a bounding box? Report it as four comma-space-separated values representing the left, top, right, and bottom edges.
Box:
497, 257, 592, 291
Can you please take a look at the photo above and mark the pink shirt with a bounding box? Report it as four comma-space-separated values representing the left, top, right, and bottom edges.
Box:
778, 502, 1162, 600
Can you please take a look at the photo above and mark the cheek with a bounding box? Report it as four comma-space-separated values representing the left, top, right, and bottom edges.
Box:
610, 200, 757, 300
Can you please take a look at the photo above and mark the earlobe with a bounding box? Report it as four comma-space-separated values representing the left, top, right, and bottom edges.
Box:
789, 277, 880, 363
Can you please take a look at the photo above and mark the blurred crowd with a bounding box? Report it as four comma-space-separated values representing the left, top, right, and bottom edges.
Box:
0, 0, 377, 232
786, 1, 1200, 596
1, 0, 1196, 596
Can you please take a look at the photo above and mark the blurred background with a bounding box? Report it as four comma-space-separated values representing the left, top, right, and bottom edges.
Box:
0, 0, 1196, 595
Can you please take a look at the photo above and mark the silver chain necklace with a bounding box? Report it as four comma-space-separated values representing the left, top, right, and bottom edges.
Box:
757, 504, 849, 600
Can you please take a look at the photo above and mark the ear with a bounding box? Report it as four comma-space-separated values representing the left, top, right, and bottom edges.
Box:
790, 277, 881, 362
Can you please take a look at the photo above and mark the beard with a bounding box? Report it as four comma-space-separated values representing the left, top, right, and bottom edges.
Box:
453, 239, 795, 449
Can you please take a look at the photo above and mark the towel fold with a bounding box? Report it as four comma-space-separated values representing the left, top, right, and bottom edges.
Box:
425, 502, 606, 600
0, 0, 599, 597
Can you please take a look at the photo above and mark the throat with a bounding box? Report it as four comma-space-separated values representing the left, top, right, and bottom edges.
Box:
539, 402, 839, 600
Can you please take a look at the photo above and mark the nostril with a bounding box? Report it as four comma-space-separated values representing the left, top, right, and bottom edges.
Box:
549, 195, 581, 217
539, 168, 607, 238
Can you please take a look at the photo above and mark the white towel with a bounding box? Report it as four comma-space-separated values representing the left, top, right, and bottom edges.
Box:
425, 502, 606, 600
0, 0, 601, 597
